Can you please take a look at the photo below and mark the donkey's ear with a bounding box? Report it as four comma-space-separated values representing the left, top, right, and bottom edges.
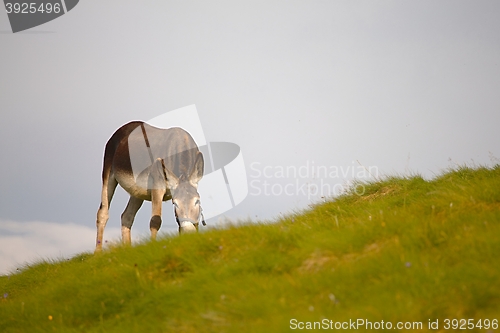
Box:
189, 151, 204, 187
163, 163, 179, 190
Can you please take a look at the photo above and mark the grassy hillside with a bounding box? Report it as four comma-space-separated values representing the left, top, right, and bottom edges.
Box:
1, 166, 499, 332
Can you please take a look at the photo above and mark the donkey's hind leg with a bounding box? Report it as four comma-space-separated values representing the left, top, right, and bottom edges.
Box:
121, 196, 143, 245
150, 158, 167, 241
95, 174, 118, 252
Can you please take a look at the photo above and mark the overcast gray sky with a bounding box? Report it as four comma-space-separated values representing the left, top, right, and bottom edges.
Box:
1, 1, 499, 274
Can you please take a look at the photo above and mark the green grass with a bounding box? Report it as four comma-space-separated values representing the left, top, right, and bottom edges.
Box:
1, 165, 500, 332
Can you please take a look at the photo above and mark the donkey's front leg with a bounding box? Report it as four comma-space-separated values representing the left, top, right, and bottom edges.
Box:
149, 158, 166, 241
150, 189, 165, 240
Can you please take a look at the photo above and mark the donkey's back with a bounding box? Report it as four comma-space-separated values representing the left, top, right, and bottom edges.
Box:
110, 122, 199, 200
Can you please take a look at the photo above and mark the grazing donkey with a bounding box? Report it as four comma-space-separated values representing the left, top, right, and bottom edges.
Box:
95, 121, 205, 252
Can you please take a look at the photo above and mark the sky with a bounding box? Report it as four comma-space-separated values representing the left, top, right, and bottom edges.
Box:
1, 1, 499, 275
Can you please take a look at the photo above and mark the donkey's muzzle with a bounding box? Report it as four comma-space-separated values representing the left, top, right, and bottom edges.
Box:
177, 217, 198, 232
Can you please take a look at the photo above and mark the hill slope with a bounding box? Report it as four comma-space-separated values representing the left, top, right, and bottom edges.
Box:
1, 166, 499, 332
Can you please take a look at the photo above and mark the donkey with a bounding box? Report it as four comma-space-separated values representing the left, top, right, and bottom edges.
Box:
95, 121, 205, 252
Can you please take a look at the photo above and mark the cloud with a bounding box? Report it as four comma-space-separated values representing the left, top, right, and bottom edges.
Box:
0, 220, 121, 275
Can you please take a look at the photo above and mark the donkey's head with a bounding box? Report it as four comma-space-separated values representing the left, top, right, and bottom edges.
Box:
164, 151, 205, 233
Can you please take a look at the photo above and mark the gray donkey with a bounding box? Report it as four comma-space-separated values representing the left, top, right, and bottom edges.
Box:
95, 121, 205, 252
